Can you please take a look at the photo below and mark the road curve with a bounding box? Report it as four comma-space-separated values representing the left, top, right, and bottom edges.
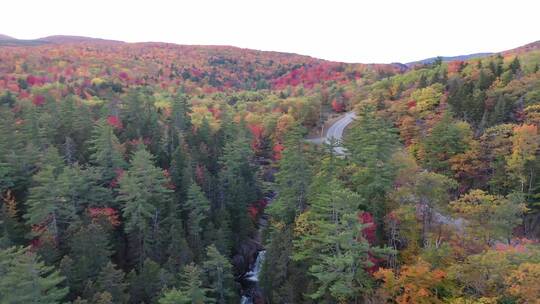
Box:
308, 111, 356, 154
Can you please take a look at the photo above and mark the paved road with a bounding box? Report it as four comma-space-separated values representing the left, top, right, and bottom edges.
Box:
307, 112, 356, 154
325, 111, 356, 154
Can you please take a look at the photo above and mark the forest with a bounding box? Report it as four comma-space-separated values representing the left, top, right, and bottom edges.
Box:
0, 38, 539, 303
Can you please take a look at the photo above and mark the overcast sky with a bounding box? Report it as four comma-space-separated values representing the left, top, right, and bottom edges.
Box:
2, 0, 539, 63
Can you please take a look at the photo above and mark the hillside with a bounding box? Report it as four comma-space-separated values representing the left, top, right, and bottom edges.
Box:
0, 36, 539, 304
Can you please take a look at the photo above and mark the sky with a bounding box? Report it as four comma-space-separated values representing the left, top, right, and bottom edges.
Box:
2, 0, 540, 63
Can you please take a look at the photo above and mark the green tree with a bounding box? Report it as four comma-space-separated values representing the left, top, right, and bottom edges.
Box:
268, 125, 312, 223
158, 289, 189, 304
185, 182, 210, 260
421, 114, 472, 175
128, 258, 171, 304
0, 246, 68, 303
344, 104, 398, 230
450, 190, 527, 246
219, 125, 258, 246
67, 223, 112, 293
89, 120, 126, 184
294, 178, 386, 302
178, 263, 213, 304
202, 245, 236, 304
24, 148, 77, 241
117, 145, 172, 266
95, 262, 129, 304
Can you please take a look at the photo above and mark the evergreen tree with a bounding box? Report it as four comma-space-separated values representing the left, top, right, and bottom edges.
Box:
158, 289, 189, 304
68, 223, 112, 292
184, 182, 210, 260
202, 244, 237, 304
95, 262, 129, 304
219, 125, 258, 245
89, 120, 127, 184
128, 258, 171, 304
268, 125, 312, 223
0, 246, 68, 303
293, 178, 386, 302
117, 145, 173, 267
421, 114, 473, 175
24, 148, 77, 241
344, 104, 398, 229
178, 263, 213, 304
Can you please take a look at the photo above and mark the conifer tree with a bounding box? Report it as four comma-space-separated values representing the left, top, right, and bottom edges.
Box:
24, 148, 77, 241
293, 178, 386, 302
117, 145, 172, 266
68, 223, 112, 291
95, 262, 129, 304
269, 125, 311, 223
0, 246, 68, 303
344, 104, 398, 229
178, 263, 213, 304
185, 182, 210, 260
89, 120, 126, 184
202, 244, 236, 304
219, 125, 258, 245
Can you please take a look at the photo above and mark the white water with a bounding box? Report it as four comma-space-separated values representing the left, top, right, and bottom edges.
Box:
244, 250, 266, 282
240, 250, 266, 303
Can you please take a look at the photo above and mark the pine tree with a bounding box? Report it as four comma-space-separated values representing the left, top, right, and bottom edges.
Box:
293, 178, 387, 302
344, 104, 398, 230
0, 246, 68, 303
89, 120, 127, 184
117, 145, 172, 266
128, 258, 171, 304
178, 263, 213, 304
95, 262, 129, 304
202, 245, 236, 304
421, 113, 472, 175
24, 147, 77, 241
165, 216, 193, 274
269, 125, 312, 224
68, 223, 112, 292
219, 125, 258, 245
158, 289, 189, 304
185, 182, 210, 259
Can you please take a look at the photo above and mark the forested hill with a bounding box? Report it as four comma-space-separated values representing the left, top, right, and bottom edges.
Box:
0, 36, 540, 303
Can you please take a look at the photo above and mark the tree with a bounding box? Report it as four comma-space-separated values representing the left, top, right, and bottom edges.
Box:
24, 148, 77, 242
219, 125, 258, 245
268, 124, 312, 224
344, 104, 398, 231
506, 262, 540, 303
177, 263, 212, 304
128, 258, 171, 304
420, 114, 473, 175
202, 244, 236, 304
293, 178, 386, 302
374, 259, 447, 304
117, 145, 172, 266
89, 120, 126, 184
0, 246, 68, 303
95, 262, 129, 304
450, 190, 527, 246
159, 289, 189, 304
184, 182, 210, 259
67, 223, 112, 293
506, 124, 539, 193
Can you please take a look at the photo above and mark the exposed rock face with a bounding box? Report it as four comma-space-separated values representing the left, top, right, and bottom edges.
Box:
233, 238, 263, 276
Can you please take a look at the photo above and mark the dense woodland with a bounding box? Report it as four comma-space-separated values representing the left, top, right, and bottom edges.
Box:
0, 39, 539, 303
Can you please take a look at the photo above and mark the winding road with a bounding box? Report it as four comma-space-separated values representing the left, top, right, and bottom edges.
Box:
308, 111, 357, 154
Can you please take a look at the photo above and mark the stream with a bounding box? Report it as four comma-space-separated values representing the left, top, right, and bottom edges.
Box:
239, 249, 266, 304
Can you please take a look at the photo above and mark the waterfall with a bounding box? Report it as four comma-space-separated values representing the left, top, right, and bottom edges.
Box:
240, 250, 266, 303
244, 250, 266, 282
